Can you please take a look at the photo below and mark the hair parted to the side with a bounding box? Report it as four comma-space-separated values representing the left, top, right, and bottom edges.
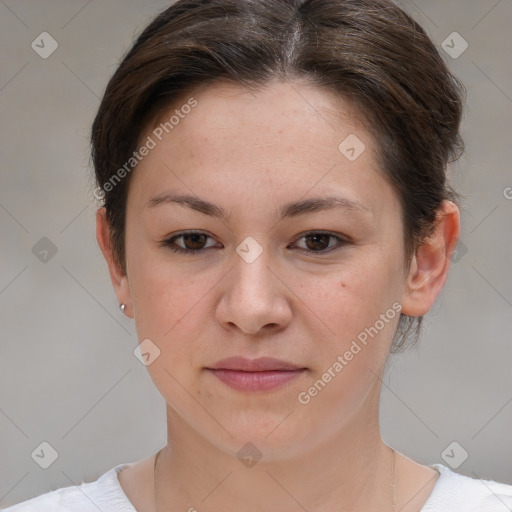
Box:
90, 0, 466, 352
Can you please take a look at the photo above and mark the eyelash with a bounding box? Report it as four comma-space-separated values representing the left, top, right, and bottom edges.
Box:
161, 230, 350, 255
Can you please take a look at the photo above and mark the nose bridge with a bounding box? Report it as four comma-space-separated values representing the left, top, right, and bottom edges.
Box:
232, 236, 275, 303
217, 236, 291, 334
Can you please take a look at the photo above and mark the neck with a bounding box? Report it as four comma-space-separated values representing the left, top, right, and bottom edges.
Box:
154, 384, 396, 512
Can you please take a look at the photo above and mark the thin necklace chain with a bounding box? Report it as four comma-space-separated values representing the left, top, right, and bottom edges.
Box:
392, 447, 396, 511
153, 446, 396, 512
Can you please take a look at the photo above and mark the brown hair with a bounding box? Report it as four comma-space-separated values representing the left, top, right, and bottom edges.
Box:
91, 0, 465, 352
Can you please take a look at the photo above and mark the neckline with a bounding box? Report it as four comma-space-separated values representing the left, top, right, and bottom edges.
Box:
109, 461, 447, 512
419, 463, 444, 510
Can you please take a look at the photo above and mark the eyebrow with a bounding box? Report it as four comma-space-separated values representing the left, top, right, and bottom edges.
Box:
144, 193, 372, 221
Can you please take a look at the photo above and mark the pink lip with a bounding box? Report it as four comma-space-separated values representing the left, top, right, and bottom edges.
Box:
206, 357, 307, 392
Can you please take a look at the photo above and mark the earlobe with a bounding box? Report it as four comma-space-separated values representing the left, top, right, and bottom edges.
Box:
400, 200, 460, 317
96, 207, 133, 318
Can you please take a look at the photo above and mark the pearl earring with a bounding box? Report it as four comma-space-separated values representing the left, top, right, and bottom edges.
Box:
119, 303, 126, 313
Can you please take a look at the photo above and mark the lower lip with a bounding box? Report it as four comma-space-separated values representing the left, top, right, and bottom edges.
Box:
207, 369, 306, 392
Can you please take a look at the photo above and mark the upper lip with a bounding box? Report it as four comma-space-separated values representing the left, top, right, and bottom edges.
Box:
207, 356, 305, 372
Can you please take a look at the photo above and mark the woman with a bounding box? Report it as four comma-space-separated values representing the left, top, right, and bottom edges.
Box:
4, 0, 512, 511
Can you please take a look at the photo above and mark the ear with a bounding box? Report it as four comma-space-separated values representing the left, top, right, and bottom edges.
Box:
96, 207, 134, 318
401, 200, 460, 317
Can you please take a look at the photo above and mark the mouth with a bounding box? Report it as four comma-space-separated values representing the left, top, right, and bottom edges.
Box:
205, 356, 308, 392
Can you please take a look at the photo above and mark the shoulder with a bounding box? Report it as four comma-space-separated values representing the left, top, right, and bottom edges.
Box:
1, 462, 136, 512
423, 464, 512, 512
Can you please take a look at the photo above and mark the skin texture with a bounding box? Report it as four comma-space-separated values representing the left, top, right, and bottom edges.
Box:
96, 79, 460, 512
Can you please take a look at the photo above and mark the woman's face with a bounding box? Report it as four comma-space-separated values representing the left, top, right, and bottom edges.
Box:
120, 79, 410, 459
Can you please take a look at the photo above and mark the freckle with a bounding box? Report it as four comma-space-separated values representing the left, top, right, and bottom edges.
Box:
340, 281, 346, 288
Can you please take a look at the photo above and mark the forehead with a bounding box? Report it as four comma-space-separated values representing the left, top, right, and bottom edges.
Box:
128, 79, 396, 220
155, 78, 370, 157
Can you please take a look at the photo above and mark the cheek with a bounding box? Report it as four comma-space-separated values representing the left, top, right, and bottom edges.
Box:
294, 267, 401, 425
301, 253, 402, 334
128, 262, 211, 397
131, 266, 207, 339
126, 233, 202, 317
296, 252, 403, 393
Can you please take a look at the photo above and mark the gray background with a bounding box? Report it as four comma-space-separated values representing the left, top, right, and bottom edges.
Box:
1, 0, 511, 507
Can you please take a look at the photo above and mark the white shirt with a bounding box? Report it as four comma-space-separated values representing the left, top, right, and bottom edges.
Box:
2, 462, 512, 511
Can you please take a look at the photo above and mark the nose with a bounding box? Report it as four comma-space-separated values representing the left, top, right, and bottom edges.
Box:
215, 243, 293, 335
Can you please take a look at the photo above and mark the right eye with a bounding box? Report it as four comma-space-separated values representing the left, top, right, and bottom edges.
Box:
160, 231, 220, 255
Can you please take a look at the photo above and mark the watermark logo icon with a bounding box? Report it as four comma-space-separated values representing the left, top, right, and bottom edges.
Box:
31, 441, 59, 469
442, 32, 468, 59
450, 240, 468, 263
338, 134, 366, 161
31, 32, 58, 59
134, 338, 161, 366
441, 441, 468, 469
236, 236, 263, 264
237, 442, 262, 468
32, 237, 58, 263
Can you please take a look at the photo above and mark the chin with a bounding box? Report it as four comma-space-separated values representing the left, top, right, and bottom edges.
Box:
207, 416, 318, 463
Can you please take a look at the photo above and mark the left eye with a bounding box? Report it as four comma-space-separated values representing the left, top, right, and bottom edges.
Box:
161, 231, 349, 255
291, 232, 349, 253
